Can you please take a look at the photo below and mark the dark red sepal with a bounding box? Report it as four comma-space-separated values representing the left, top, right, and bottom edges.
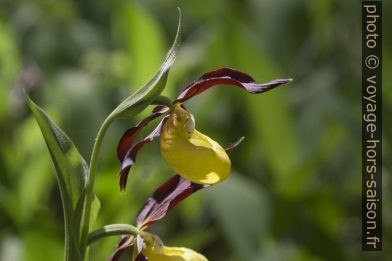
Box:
136, 174, 208, 229
175, 67, 292, 103
119, 116, 169, 191
117, 106, 169, 162
109, 236, 134, 261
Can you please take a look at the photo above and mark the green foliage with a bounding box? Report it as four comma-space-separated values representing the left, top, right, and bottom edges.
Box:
112, 1, 166, 88
26, 97, 88, 260
21, 9, 181, 260
1, 0, 391, 261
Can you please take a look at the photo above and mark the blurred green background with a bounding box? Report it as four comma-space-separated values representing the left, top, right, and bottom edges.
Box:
0, 0, 391, 260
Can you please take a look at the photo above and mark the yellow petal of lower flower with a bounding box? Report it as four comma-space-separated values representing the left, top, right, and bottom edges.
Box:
137, 232, 208, 261
160, 105, 231, 184
144, 246, 208, 261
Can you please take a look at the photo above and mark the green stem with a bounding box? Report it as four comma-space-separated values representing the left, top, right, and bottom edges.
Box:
80, 115, 114, 258
78, 98, 171, 258
87, 224, 139, 246
152, 95, 173, 109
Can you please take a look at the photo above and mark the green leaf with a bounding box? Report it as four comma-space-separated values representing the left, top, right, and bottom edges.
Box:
109, 8, 181, 120
26, 96, 87, 260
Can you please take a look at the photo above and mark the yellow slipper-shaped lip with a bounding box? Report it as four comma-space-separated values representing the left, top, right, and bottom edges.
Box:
160, 104, 231, 185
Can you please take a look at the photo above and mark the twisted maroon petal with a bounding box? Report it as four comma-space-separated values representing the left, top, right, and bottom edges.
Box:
175, 67, 292, 103
109, 236, 134, 261
119, 116, 169, 191
109, 235, 147, 261
136, 174, 208, 229
117, 106, 169, 162
225, 136, 245, 153
134, 235, 147, 261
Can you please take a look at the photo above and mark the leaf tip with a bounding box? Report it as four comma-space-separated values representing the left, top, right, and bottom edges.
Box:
24, 94, 37, 113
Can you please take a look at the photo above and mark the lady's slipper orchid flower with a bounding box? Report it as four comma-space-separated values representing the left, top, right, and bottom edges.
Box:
117, 67, 291, 190
110, 142, 244, 261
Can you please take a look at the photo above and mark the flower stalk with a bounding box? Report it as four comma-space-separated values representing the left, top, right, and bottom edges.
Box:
80, 115, 114, 257
87, 224, 139, 246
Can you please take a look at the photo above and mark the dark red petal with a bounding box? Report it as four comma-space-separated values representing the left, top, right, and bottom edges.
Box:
119, 116, 169, 191
109, 236, 133, 261
132, 235, 147, 261
175, 67, 292, 103
136, 174, 209, 229
110, 236, 147, 261
225, 136, 245, 153
117, 106, 169, 162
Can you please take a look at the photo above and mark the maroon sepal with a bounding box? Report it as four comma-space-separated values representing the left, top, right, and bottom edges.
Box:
109, 235, 147, 261
117, 106, 169, 162
136, 174, 208, 229
119, 116, 169, 191
134, 235, 147, 261
109, 236, 134, 261
225, 136, 245, 153
175, 67, 292, 103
